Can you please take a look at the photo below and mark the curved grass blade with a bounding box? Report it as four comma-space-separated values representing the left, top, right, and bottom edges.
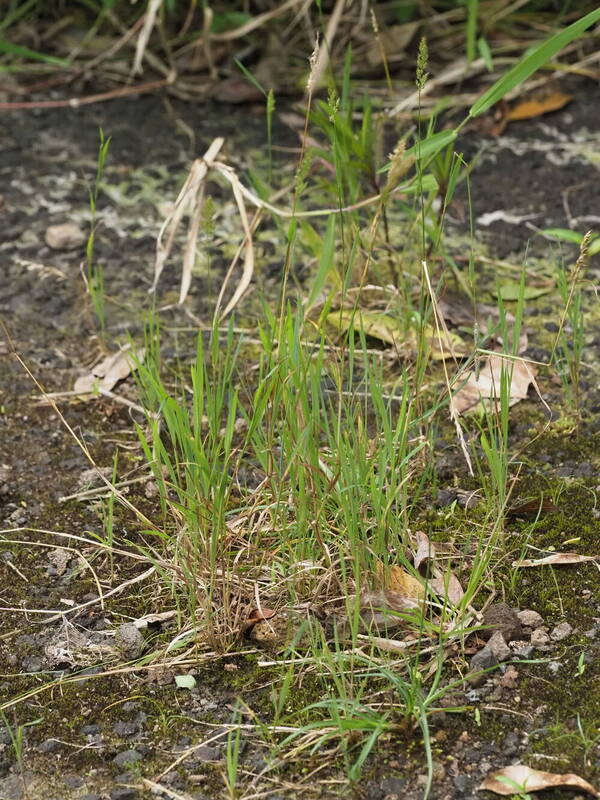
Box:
469, 8, 600, 118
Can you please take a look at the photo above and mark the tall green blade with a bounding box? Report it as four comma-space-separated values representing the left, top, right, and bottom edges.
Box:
469, 8, 600, 118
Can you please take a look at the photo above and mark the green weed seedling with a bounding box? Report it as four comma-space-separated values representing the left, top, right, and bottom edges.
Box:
224, 703, 243, 800
552, 231, 593, 420
85, 128, 111, 334
0, 711, 42, 797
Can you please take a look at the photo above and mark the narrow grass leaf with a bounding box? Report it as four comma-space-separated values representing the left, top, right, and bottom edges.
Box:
0, 39, 68, 66
543, 228, 583, 244
469, 8, 600, 118
306, 215, 338, 308
406, 129, 457, 161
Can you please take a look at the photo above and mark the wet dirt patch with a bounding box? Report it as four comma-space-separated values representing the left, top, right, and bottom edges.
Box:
453, 75, 600, 260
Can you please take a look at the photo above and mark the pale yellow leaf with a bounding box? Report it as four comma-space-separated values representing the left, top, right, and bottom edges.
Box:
513, 552, 599, 568
480, 764, 598, 796
328, 309, 467, 360
451, 355, 536, 415
375, 561, 425, 602
74, 345, 144, 394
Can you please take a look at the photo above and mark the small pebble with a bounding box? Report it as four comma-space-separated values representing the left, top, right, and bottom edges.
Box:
550, 622, 573, 642
114, 624, 145, 660
487, 631, 511, 662
531, 627, 550, 647
517, 609, 544, 628
482, 603, 523, 643
113, 749, 143, 767
45, 222, 86, 250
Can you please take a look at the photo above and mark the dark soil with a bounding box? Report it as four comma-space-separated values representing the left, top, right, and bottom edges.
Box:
1, 76, 600, 800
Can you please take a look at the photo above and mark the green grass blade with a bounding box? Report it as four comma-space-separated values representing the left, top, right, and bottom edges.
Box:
0, 39, 68, 66
469, 8, 600, 118
406, 129, 457, 161
306, 215, 337, 308
466, 0, 478, 62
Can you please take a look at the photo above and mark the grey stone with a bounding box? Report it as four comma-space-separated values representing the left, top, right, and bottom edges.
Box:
435, 489, 457, 507
64, 775, 84, 788
453, 775, 474, 793
487, 631, 511, 662
36, 738, 62, 753
21, 656, 43, 673
470, 646, 498, 671
113, 721, 137, 738
81, 724, 101, 736
113, 749, 143, 767
513, 644, 535, 660
114, 624, 145, 660
502, 731, 520, 756
193, 745, 221, 762
467, 646, 498, 686
574, 461, 593, 478
110, 790, 138, 800
0, 772, 33, 800
517, 609, 544, 628
163, 772, 186, 790
380, 776, 406, 795
550, 622, 573, 642
531, 627, 550, 647
482, 603, 522, 643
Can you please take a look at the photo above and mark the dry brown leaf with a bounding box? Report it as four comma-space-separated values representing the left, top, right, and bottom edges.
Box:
480, 764, 598, 796
408, 532, 464, 605
247, 607, 277, 622
513, 552, 599, 568
506, 91, 572, 121
430, 572, 464, 606
328, 309, 468, 360
387, 566, 425, 601
73, 345, 144, 394
507, 498, 558, 517
357, 589, 421, 634
361, 589, 421, 613
241, 607, 278, 635
451, 355, 536, 415
413, 530, 435, 572
439, 294, 499, 328
375, 561, 425, 602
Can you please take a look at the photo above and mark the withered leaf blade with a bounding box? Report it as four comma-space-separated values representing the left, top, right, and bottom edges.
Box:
451, 355, 536, 415
413, 530, 435, 573
358, 589, 421, 634
506, 91, 572, 121
375, 561, 425, 602
480, 764, 599, 796
430, 571, 464, 606
241, 607, 277, 635
74, 345, 144, 394
507, 498, 558, 517
247, 607, 277, 622
513, 552, 599, 568
327, 309, 467, 360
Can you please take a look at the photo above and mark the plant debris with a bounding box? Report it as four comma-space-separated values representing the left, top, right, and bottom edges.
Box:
480, 764, 599, 796
73, 344, 144, 394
